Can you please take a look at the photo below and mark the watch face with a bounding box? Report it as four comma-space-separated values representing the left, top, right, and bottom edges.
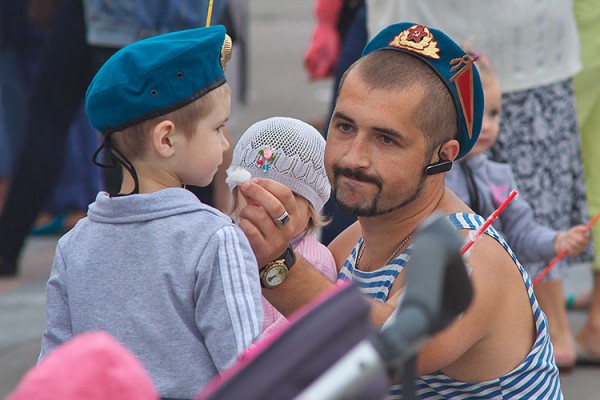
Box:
263, 264, 288, 288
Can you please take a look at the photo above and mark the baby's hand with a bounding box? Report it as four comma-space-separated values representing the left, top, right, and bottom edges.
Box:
554, 225, 591, 256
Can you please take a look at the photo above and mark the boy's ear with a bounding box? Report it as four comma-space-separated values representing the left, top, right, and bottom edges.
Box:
152, 120, 177, 158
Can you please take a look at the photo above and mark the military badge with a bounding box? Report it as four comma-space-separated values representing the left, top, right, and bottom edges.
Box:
450, 54, 479, 139
388, 24, 440, 59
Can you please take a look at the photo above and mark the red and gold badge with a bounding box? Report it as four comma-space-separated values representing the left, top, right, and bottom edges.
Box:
449, 54, 479, 139
388, 24, 440, 59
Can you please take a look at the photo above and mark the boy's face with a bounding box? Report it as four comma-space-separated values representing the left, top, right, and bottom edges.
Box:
469, 75, 501, 157
177, 87, 231, 187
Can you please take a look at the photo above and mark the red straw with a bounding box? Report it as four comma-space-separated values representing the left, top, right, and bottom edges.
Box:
532, 212, 600, 286
461, 190, 518, 256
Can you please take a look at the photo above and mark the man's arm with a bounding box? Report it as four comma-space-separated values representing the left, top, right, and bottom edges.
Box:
262, 254, 397, 326
237, 179, 397, 325
413, 233, 535, 379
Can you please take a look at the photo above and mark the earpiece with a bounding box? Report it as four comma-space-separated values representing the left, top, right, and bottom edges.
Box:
425, 160, 453, 175
425, 139, 455, 175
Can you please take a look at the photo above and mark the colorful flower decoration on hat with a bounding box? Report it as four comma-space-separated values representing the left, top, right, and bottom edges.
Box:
257, 146, 277, 173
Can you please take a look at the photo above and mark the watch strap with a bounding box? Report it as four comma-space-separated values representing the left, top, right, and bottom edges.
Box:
280, 244, 296, 271
259, 244, 296, 288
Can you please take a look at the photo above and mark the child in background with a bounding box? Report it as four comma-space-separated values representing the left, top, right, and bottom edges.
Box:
39, 26, 263, 399
227, 117, 337, 334
445, 52, 591, 368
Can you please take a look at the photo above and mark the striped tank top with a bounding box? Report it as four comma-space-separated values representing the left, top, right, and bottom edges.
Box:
337, 213, 563, 399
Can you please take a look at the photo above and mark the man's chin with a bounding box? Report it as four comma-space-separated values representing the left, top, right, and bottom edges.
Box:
335, 196, 375, 217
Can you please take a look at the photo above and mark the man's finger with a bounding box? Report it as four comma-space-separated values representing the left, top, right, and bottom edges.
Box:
252, 179, 299, 217
239, 180, 288, 221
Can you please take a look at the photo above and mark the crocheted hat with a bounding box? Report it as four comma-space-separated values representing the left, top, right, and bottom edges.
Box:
363, 22, 484, 160
229, 117, 331, 212
86, 25, 232, 133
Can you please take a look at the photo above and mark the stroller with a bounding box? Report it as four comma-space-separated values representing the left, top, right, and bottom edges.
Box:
197, 214, 473, 400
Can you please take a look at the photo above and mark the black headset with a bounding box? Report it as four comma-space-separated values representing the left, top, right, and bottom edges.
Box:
425, 140, 453, 175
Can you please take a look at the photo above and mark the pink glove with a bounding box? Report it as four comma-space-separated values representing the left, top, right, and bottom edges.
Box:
303, 0, 343, 80
304, 25, 341, 80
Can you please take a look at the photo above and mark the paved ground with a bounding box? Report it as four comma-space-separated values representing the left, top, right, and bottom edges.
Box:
1, 1, 599, 398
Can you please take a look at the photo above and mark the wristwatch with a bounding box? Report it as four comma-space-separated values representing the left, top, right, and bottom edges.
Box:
259, 245, 296, 289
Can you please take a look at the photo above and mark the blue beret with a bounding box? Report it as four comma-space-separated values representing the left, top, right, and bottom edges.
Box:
363, 22, 484, 160
86, 25, 231, 133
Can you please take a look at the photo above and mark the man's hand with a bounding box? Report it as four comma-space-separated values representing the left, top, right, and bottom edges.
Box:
237, 179, 299, 267
554, 225, 591, 257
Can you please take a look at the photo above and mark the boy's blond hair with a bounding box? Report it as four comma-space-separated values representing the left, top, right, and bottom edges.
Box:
111, 84, 230, 160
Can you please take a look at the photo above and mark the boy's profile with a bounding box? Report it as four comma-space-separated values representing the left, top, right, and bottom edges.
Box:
39, 25, 263, 399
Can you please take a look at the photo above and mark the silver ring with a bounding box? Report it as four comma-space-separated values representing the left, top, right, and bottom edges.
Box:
275, 211, 290, 226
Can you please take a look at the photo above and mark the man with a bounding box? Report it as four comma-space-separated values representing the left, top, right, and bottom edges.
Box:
237, 22, 562, 398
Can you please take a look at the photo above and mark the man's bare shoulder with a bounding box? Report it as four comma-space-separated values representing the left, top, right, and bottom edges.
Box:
328, 221, 362, 271
419, 233, 535, 379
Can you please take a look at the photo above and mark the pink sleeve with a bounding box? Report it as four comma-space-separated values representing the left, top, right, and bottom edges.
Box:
294, 235, 338, 282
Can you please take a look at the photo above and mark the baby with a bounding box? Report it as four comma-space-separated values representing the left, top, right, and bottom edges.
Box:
227, 117, 337, 333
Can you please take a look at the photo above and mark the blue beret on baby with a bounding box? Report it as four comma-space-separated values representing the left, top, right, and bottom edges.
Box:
363, 22, 484, 160
86, 25, 231, 133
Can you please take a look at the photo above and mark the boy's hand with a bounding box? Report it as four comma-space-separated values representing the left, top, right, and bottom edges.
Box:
554, 225, 591, 256
237, 179, 299, 267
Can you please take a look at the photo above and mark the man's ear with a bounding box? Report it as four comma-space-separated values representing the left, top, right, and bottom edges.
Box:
440, 138, 460, 161
425, 139, 460, 176
152, 120, 177, 158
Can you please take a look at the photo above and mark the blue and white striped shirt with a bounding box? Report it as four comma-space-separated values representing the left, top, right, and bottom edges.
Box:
338, 213, 563, 399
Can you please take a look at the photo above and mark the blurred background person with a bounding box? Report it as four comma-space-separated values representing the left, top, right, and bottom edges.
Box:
572, 0, 600, 364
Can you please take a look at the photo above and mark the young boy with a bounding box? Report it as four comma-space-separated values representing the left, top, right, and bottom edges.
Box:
39, 25, 263, 399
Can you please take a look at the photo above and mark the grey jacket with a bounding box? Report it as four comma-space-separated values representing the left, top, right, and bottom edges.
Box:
40, 188, 262, 399
445, 154, 557, 263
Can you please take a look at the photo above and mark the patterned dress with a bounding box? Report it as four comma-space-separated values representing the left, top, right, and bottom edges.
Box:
338, 213, 563, 399
489, 79, 593, 279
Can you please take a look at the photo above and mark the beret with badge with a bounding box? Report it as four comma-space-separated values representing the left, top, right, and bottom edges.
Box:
362, 22, 484, 160
86, 25, 232, 134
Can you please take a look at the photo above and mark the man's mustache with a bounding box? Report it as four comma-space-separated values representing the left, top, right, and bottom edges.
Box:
333, 166, 382, 190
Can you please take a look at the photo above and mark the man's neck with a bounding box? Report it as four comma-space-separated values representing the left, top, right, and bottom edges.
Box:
358, 185, 446, 253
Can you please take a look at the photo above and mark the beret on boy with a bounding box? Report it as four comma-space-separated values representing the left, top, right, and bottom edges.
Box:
86, 25, 231, 133
363, 22, 484, 160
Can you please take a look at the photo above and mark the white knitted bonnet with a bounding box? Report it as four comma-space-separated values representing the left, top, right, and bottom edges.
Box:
228, 117, 331, 212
